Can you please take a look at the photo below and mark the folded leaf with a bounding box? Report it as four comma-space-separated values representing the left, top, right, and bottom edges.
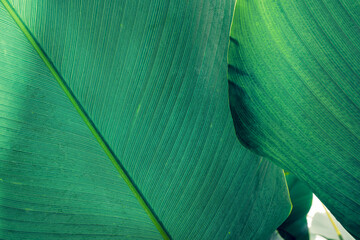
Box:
278, 173, 313, 240
228, 0, 360, 238
0, 0, 291, 239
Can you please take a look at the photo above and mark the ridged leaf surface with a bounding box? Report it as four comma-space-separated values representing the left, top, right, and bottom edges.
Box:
0, 0, 291, 239
228, 0, 360, 237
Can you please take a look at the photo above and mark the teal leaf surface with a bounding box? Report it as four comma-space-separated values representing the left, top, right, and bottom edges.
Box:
0, 0, 291, 239
228, 0, 360, 238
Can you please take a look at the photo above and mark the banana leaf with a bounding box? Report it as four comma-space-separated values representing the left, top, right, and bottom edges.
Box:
0, 0, 291, 239
228, 0, 360, 238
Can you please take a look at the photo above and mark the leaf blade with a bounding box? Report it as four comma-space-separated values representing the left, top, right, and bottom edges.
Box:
1, 0, 292, 238
228, 0, 360, 237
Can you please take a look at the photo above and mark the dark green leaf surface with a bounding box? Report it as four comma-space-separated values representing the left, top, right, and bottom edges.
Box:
278, 173, 313, 240
228, 0, 360, 238
0, 0, 291, 239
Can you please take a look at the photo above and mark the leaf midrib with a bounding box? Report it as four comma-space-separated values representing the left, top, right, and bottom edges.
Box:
0, 0, 170, 239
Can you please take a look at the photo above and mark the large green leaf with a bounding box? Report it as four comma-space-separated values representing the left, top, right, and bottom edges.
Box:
0, 0, 291, 239
228, 0, 360, 238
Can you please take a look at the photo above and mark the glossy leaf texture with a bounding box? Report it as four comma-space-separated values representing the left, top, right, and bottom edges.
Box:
278, 173, 313, 240
0, 0, 291, 239
228, 0, 360, 238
